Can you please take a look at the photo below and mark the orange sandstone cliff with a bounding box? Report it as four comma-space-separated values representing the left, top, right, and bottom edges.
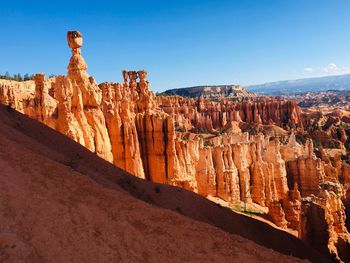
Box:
1, 31, 349, 262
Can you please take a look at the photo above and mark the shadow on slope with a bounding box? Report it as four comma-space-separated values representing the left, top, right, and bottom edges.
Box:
0, 105, 333, 263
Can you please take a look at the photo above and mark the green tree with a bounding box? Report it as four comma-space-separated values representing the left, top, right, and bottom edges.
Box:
23, 73, 30, 81
5, 72, 10, 79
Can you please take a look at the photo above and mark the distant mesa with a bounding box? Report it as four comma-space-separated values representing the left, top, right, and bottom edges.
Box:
161, 85, 256, 100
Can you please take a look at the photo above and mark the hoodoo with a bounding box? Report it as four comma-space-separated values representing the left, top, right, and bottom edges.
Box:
1, 31, 350, 262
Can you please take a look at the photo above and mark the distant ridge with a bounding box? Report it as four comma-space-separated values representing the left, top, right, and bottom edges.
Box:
162, 74, 350, 98
161, 85, 256, 100
247, 74, 350, 95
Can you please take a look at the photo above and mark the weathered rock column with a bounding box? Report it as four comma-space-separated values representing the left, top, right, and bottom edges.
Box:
58, 30, 114, 162
34, 73, 45, 121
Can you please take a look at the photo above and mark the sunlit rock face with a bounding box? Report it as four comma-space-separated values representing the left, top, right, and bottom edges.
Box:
1, 30, 350, 262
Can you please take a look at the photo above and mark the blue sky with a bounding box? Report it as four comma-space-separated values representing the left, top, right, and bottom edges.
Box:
1, 0, 350, 91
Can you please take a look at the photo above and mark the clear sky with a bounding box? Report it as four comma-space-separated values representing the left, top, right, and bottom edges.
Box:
1, 0, 350, 91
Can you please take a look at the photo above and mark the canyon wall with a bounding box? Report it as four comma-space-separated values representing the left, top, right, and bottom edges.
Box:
1, 31, 349, 262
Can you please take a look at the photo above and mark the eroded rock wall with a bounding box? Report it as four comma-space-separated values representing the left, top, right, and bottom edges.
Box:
1, 30, 350, 262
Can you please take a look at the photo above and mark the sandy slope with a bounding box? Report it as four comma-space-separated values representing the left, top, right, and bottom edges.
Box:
0, 105, 330, 262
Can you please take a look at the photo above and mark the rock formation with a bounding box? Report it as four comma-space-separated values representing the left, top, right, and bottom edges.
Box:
1, 31, 349, 262
161, 84, 256, 101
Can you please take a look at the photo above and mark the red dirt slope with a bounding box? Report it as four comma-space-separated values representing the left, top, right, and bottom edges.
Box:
0, 105, 330, 262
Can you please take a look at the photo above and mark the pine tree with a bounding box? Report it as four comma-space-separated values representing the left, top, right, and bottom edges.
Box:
5, 72, 10, 80
24, 73, 30, 81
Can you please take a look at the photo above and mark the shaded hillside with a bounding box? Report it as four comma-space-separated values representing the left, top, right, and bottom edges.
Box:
0, 105, 331, 262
